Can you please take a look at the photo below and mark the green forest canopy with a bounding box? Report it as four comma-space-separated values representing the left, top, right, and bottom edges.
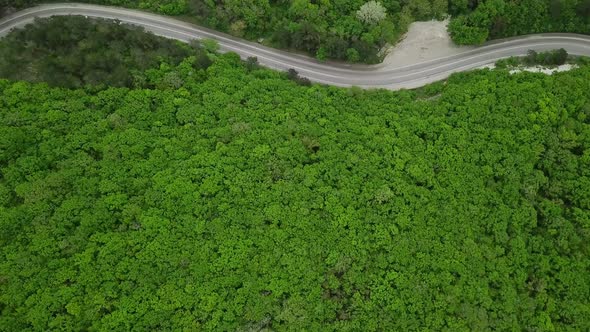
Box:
0, 16, 590, 331
0, 16, 212, 89
448, 0, 590, 45
3, 0, 589, 62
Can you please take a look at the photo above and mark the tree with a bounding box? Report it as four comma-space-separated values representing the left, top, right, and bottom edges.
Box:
448, 15, 489, 45
356, 1, 387, 25
556, 48, 568, 64
525, 50, 539, 65
315, 47, 327, 61
346, 48, 360, 62
291, 21, 320, 52
449, 0, 470, 15
201, 38, 220, 53
245, 56, 259, 71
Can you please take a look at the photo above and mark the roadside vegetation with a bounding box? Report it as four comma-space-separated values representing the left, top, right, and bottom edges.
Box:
1, 17, 590, 331
494, 49, 590, 71
2, 1, 590, 62
495, 48, 570, 68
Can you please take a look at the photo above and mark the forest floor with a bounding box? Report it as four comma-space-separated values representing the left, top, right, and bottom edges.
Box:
383, 19, 473, 68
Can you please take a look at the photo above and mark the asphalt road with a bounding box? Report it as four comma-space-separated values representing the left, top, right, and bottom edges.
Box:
1, 3, 590, 89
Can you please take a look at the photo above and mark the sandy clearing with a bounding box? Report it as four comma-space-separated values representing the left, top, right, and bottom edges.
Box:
382, 19, 474, 68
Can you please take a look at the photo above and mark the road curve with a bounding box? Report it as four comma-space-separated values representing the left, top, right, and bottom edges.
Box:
1, 3, 590, 89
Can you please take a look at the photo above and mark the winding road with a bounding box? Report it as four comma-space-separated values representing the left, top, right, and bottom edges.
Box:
1, 3, 590, 89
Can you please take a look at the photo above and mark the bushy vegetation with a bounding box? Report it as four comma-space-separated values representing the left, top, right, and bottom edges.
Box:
0, 16, 212, 89
496, 49, 570, 68
449, 0, 590, 45
524, 49, 569, 66
1, 18, 590, 331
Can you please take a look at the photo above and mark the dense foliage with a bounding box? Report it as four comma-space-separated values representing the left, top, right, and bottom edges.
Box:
523, 49, 570, 66
2, 0, 450, 63
1, 28, 590, 329
449, 0, 590, 44
0, 16, 212, 89
495, 49, 571, 68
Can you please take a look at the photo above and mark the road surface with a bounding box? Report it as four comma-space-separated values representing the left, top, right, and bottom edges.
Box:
1, 3, 590, 89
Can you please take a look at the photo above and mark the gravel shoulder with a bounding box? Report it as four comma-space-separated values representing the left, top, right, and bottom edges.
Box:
383, 19, 474, 69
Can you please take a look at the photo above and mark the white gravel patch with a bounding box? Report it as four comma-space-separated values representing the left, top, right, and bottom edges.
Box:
382, 19, 473, 68
508, 64, 578, 74
480, 63, 578, 74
